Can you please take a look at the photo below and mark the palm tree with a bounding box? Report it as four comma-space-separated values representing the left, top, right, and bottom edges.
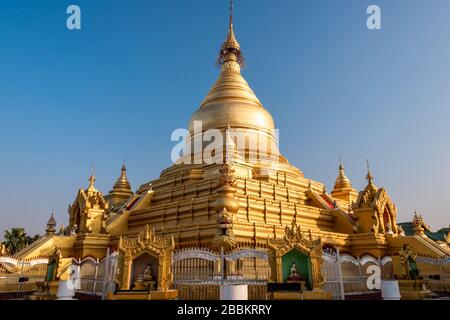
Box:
25, 234, 41, 245
3, 228, 29, 254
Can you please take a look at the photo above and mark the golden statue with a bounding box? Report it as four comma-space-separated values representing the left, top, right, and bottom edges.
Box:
143, 264, 153, 281
133, 264, 156, 291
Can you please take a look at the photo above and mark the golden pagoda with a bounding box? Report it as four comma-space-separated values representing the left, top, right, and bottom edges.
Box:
105, 164, 134, 208
11, 2, 449, 300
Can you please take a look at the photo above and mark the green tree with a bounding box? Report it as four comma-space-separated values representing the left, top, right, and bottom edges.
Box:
3, 228, 29, 254
25, 234, 41, 245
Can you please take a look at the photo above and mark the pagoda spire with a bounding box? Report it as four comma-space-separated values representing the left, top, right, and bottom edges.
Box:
366, 160, 375, 186
217, 0, 244, 67
105, 164, 134, 207
361, 160, 378, 195
45, 209, 57, 235
229, 0, 234, 29
333, 162, 353, 191
332, 160, 359, 204
201, 0, 262, 110
113, 163, 132, 192
87, 167, 99, 194
88, 173, 96, 191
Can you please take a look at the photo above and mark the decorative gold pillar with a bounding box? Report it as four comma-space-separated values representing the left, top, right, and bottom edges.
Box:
378, 211, 385, 233
228, 260, 236, 274
121, 257, 132, 290
213, 259, 221, 274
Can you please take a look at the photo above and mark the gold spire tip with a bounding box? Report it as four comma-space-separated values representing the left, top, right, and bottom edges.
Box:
88, 173, 96, 189
229, 0, 234, 27
217, 0, 244, 67
366, 160, 374, 183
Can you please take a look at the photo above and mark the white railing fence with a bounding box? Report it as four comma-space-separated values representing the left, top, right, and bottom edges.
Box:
321, 249, 393, 300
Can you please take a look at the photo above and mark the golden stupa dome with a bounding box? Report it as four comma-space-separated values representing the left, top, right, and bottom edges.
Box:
333, 164, 353, 191
183, 5, 297, 171
188, 18, 276, 136
112, 164, 132, 192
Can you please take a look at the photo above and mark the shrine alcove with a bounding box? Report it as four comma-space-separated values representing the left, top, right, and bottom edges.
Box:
281, 248, 312, 290
130, 252, 158, 290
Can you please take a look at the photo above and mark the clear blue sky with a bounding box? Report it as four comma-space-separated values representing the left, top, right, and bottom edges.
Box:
1, 0, 449, 238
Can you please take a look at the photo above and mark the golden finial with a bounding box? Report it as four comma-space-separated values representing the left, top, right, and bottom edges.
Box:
87, 162, 97, 190
217, 0, 244, 67
366, 160, 374, 184
413, 210, 421, 224
89, 174, 95, 185
120, 164, 127, 181
339, 155, 343, 169
229, 0, 234, 29
88, 172, 96, 190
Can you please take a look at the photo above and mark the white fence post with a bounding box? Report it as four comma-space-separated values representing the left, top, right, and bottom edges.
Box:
357, 256, 364, 291
336, 248, 345, 300
102, 247, 110, 300
92, 258, 99, 294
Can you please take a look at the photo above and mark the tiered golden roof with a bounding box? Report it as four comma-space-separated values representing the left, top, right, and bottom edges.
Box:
333, 164, 352, 190
331, 163, 358, 204
105, 165, 133, 207
112, 165, 132, 192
